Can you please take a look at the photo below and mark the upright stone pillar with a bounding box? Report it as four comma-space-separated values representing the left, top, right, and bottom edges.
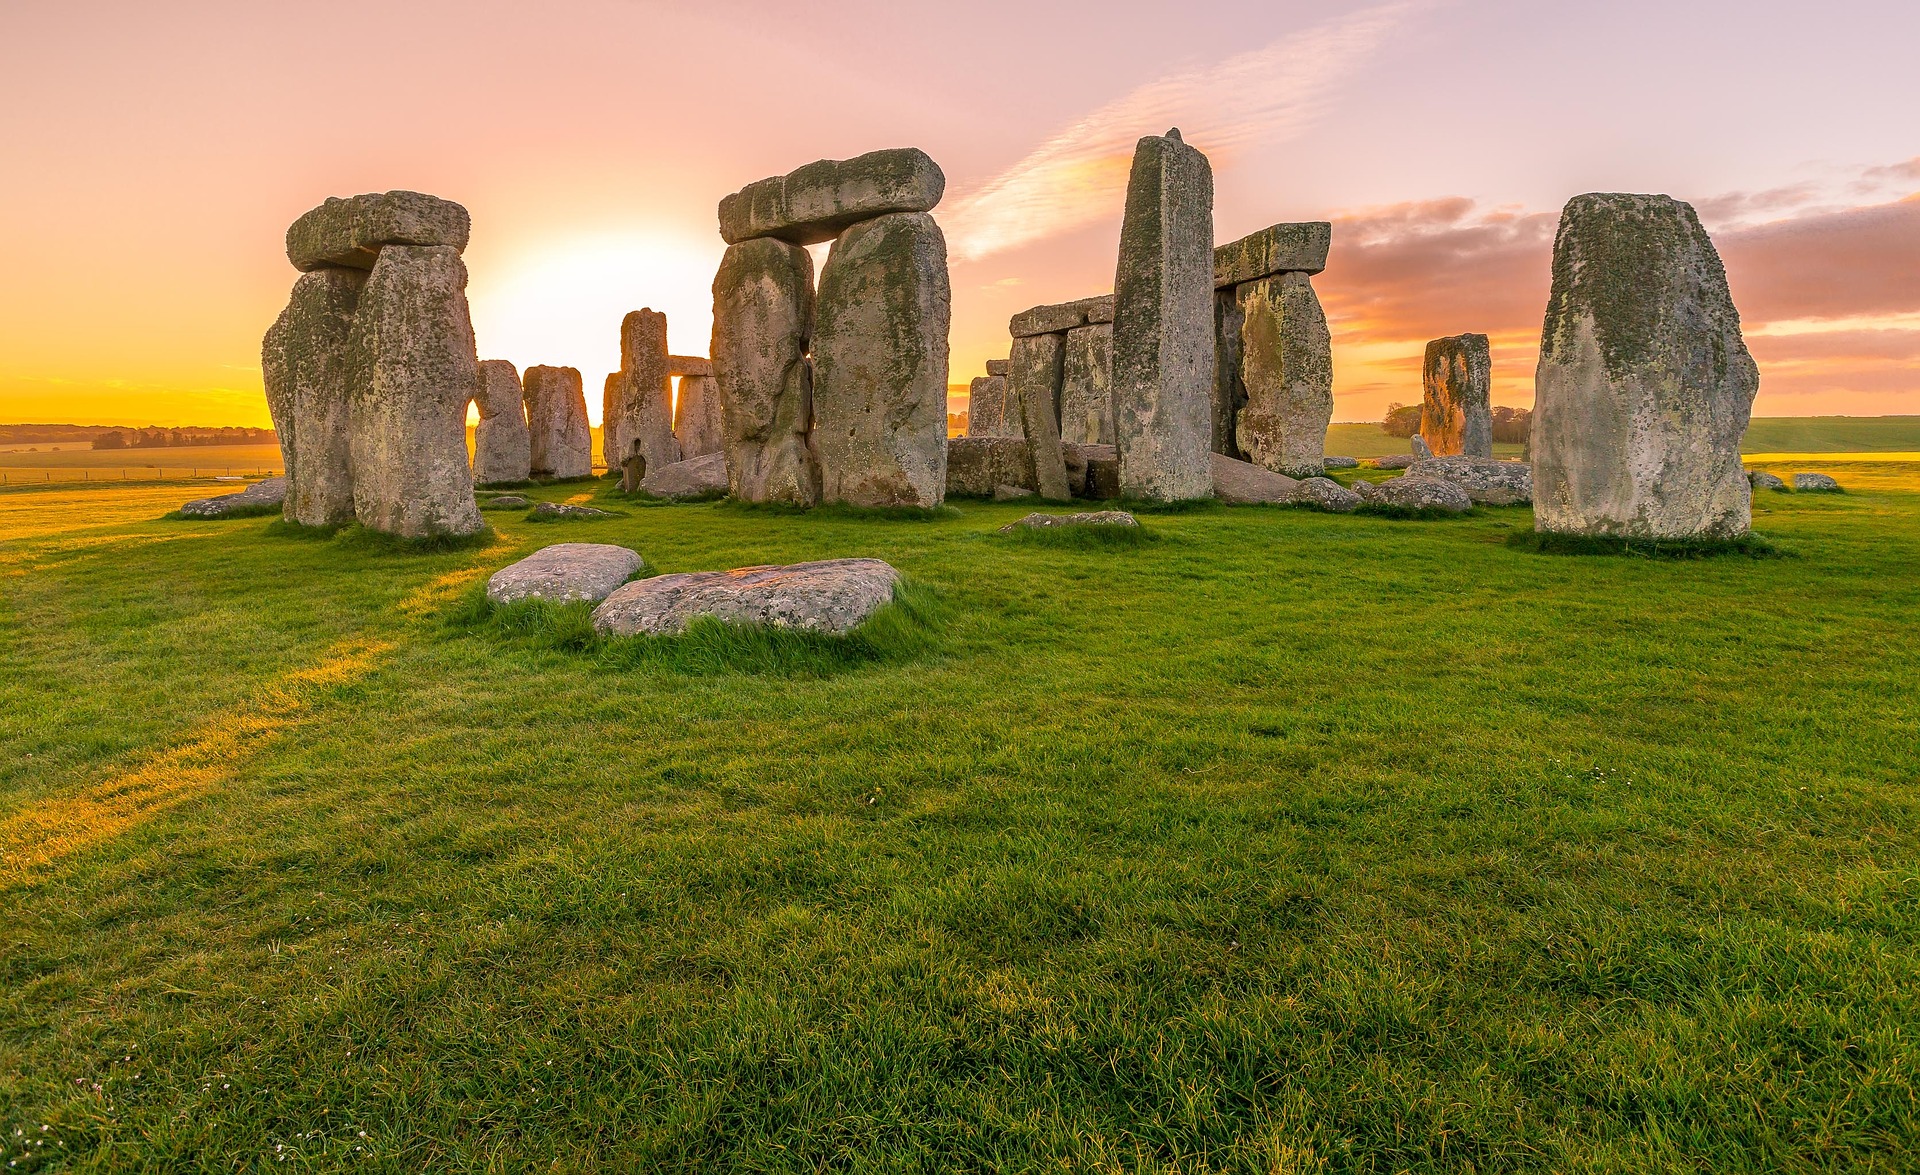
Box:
1061, 323, 1115, 446
1421, 334, 1492, 458
712, 236, 819, 505
601, 374, 627, 474
523, 365, 593, 480
966, 375, 1006, 437
344, 245, 484, 538
1210, 288, 1244, 457
1112, 129, 1215, 501
263, 267, 364, 526
1010, 332, 1071, 501
674, 372, 724, 459
1236, 272, 1333, 478
611, 310, 680, 475
472, 359, 532, 484
1533, 193, 1759, 539
812, 211, 950, 507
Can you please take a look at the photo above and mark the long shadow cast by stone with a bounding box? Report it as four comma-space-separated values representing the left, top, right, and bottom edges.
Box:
1506, 530, 1790, 560
716, 499, 962, 523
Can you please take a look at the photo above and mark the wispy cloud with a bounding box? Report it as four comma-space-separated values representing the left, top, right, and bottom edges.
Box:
941, 2, 1425, 262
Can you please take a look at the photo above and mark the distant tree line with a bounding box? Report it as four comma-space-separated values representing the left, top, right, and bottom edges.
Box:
1381, 404, 1531, 444
93, 426, 277, 450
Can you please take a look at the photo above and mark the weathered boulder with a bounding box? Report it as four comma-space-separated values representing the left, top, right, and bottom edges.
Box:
179, 476, 288, 518
344, 245, 484, 538
286, 191, 471, 273
1000, 510, 1138, 531
1793, 472, 1843, 492
481, 494, 529, 510
1112, 129, 1216, 502
674, 373, 724, 458
1533, 193, 1759, 539
994, 484, 1036, 501
639, 451, 729, 500
1746, 469, 1787, 491
812, 211, 950, 507
601, 372, 626, 475
593, 557, 899, 636
609, 309, 680, 475
1411, 434, 1435, 460
668, 355, 713, 377
1009, 294, 1115, 338
712, 237, 820, 505
530, 501, 616, 521
1421, 333, 1492, 457
1407, 455, 1532, 504
1211, 452, 1301, 504
1323, 455, 1359, 469
1010, 332, 1071, 501
966, 375, 1012, 437
1213, 222, 1332, 287
1371, 454, 1416, 470
1285, 476, 1361, 513
473, 359, 532, 485
263, 267, 363, 526
1233, 272, 1332, 478
486, 542, 641, 604
1357, 475, 1472, 513
1060, 323, 1114, 445
719, 149, 945, 246
946, 436, 1036, 498
523, 365, 594, 480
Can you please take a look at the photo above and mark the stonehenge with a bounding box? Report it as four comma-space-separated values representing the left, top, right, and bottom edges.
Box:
1112, 130, 1216, 501
605, 310, 680, 477
967, 359, 1018, 439
524, 365, 594, 480
1421, 334, 1493, 458
472, 360, 532, 484
263, 267, 363, 527
672, 357, 724, 459
1212, 222, 1334, 478
712, 149, 951, 508
1532, 193, 1759, 540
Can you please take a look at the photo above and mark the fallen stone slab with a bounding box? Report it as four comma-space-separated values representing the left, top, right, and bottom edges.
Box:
1323, 455, 1359, 469
1407, 456, 1533, 505
640, 452, 729, 500
1285, 477, 1362, 513
1211, 452, 1301, 504
287, 191, 471, 272
486, 542, 642, 604
592, 558, 900, 636
946, 436, 1036, 497
1746, 470, 1786, 491
719, 149, 945, 246
1213, 222, 1332, 287
1792, 472, 1843, 492
179, 476, 287, 518
1370, 454, 1416, 470
1000, 510, 1138, 531
1009, 294, 1115, 338
994, 484, 1036, 501
480, 494, 530, 510
1356, 475, 1471, 513
530, 502, 617, 520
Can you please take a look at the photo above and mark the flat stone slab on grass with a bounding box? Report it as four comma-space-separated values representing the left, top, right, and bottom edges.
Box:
592, 558, 900, 637
1323, 455, 1359, 469
531, 502, 617, 520
640, 452, 729, 500
487, 543, 643, 605
480, 494, 530, 510
179, 476, 287, 518
1793, 473, 1843, 492
1370, 454, 1416, 470
1356, 476, 1472, 513
1000, 511, 1138, 531
1285, 477, 1362, 513
1211, 452, 1300, 504
1407, 455, 1533, 504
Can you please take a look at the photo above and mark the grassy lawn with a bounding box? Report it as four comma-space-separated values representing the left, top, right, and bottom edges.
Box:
2, 468, 1917, 1171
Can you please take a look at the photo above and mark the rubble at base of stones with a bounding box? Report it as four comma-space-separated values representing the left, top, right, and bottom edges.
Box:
1000, 511, 1138, 532
1284, 477, 1362, 513
486, 543, 643, 604
1793, 472, 1843, 492
1747, 470, 1787, 491
179, 476, 288, 518
530, 502, 617, 521
1354, 476, 1473, 514
592, 558, 900, 636
1370, 455, 1417, 470
1406, 455, 1533, 504
1323, 456, 1359, 469
639, 452, 730, 500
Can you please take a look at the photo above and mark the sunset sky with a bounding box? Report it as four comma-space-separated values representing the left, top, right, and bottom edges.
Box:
2, 0, 1916, 428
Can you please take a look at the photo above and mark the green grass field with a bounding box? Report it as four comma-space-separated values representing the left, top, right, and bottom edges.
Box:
3, 466, 1919, 1171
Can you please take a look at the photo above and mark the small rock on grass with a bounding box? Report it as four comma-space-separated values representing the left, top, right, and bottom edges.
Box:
1359, 476, 1471, 513
1285, 477, 1361, 512
1746, 470, 1786, 492
1322, 455, 1359, 469
486, 543, 643, 604
993, 484, 1036, 501
1000, 511, 1138, 532
1792, 472, 1842, 492
179, 476, 287, 518
531, 502, 616, 520
481, 494, 530, 510
1370, 454, 1415, 470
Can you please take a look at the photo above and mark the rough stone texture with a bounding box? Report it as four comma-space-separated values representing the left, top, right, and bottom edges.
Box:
966, 376, 1009, 437
1371, 454, 1416, 470
984, 359, 1010, 377
611, 309, 681, 475
1213, 222, 1332, 287
179, 476, 288, 518
719, 149, 945, 246
1285, 477, 1361, 513
601, 372, 627, 474
812, 211, 950, 507
668, 355, 713, 377
1009, 295, 1115, 338
1358, 475, 1472, 513
472, 359, 532, 485
1112, 130, 1216, 501
1211, 287, 1245, 456
287, 191, 471, 272
640, 451, 729, 500
1234, 272, 1332, 478
1747, 469, 1787, 491
263, 267, 363, 526
1411, 434, 1435, 460
1000, 510, 1138, 531
712, 237, 820, 505
1010, 332, 1071, 501
1080, 442, 1121, 500
1793, 472, 1842, 492
344, 245, 484, 538
531, 501, 616, 520
674, 373, 724, 458
523, 365, 594, 480
481, 494, 529, 510
486, 542, 642, 604
1060, 324, 1114, 446
1211, 452, 1302, 504
1323, 456, 1359, 469
945, 436, 1036, 498
1407, 456, 1533, 504
1533, 193, 1760, 539
1062, 442, 1090, 497
593, 558, 900, 636
1421, 334, 1493, 457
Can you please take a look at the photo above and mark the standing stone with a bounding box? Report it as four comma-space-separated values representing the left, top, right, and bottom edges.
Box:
712, 237, 819, 505
1060, 323, 1114, 446
1211, 287, 1245, 456
344, 245, 484, 538
472, 359, 532, 484
674, 373, 724, 458
1533, 193, 1759, 539
1010, 332, 1071, 501
1234, 272, 1332, 478
601, 373, 627, 473
812, 211, 950, 507
967, 375, 1009, 437
262, 266, 364, 527
1421, 333, 1492, 458
523, 365, 593, 480
1112, 129, 1215, 501
610, 309, 680, 475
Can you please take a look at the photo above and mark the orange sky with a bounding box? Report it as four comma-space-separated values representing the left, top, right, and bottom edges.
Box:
2, 1, 1916, 428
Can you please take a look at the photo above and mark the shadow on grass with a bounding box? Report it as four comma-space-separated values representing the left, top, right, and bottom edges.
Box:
524, 507, 628, 524
716, 499, 962, 523
1353, 503, 1482, 521
444, 580, 945, 677
161, 502, 285, 522
998, 522, 1159, 549
1507, 529, 1789, 560
329, 522, 498, 555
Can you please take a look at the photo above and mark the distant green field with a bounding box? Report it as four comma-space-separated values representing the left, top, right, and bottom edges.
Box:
1327, 416, 1920, 460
